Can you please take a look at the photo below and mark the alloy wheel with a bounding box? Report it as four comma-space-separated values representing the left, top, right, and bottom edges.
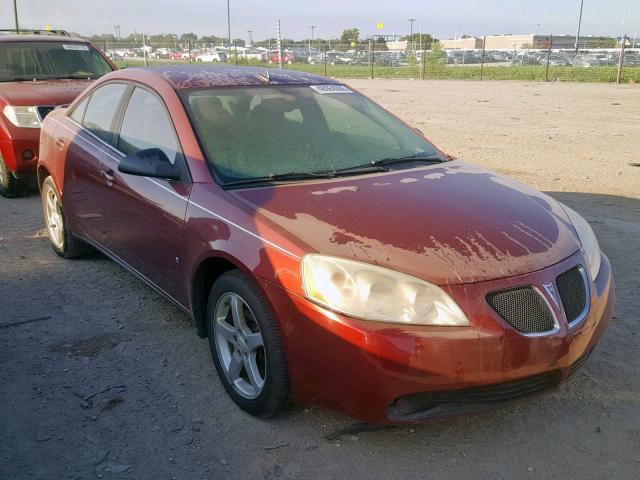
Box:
0, 161, 6, 187
45, 186, 64, 250
214, 292, 266, 399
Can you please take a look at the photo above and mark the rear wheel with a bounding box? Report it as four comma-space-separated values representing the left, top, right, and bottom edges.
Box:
0, 153, 27, 198
206, 270, 289, 417
41, 176, 92, 258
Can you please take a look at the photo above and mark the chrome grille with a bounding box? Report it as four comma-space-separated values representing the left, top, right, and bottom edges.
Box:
487, 286, 555, 334
556, 266, 588, 324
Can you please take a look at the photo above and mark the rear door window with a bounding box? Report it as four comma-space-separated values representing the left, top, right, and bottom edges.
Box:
82, 83, 128, 145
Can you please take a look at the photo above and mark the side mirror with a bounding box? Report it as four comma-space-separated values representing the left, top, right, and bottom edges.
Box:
118, 148, 181, 181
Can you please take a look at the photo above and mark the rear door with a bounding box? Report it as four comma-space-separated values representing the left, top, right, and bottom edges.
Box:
63, 82, 129, 243
98, 85, 192, 307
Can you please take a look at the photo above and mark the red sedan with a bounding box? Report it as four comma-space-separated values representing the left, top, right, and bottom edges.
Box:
37, 66, 613, 423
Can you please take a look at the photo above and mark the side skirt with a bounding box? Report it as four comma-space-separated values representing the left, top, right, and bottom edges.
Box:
76, 234, 195, 321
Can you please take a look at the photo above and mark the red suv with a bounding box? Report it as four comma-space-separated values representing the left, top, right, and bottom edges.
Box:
0, 30, 115, 197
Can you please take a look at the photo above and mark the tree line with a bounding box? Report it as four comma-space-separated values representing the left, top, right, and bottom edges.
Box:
82, 28, 439, 50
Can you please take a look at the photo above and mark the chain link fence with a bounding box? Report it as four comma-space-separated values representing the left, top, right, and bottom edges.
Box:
101, 36, 640, 84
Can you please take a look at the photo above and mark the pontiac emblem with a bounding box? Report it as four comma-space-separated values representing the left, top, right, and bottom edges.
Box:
543, 283, 559, 307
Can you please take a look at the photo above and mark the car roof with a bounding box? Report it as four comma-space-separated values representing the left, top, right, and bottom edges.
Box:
0, 34, 90, 43
142, 65, 342, 89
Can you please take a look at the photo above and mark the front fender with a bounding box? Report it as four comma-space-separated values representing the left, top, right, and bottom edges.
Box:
0, 119, 18, 172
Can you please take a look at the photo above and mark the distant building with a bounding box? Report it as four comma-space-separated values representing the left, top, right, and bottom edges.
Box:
441, 34, 616, 50
439, 37, 483, 50
386, 40, 408, 51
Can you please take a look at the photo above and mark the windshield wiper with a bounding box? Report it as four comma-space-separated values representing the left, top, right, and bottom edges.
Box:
1, 76, 53, 82
370, 153, 444, 167
57, 75, 99, 80
223, 171, 336, 187
223, 164, 391, 188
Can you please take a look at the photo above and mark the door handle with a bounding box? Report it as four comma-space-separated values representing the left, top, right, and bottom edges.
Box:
55, 137, 65, 149
101, 169, 116, 184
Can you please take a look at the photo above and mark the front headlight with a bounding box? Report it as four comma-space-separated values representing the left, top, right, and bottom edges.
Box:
3, 106, 42, 128
560, 203, 602, 281
301, 254, 470, 326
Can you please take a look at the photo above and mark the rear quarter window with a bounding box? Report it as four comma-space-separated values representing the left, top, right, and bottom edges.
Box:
69, 95, 90, 123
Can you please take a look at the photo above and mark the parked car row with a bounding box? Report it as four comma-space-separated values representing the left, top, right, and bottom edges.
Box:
443, 48, 640, 67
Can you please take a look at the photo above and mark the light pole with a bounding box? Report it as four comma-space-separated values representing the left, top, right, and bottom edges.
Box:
13, 0, 20, 32
309, 25, 315, 52
408, 18, 416, 52
574, 0, 584, 53
226, 0, 232, 48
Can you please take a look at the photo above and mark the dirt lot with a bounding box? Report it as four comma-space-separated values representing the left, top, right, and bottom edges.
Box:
1, 80, 639, 480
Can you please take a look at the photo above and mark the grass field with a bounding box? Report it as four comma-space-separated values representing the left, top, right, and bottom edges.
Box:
115, 58, 640, 83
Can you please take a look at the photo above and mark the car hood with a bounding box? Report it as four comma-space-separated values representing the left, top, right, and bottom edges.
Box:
0, 79, 92, 107
233, 160, 581, 286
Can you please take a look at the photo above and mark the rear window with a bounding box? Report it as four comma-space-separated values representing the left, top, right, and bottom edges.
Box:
0, 41, 113, 82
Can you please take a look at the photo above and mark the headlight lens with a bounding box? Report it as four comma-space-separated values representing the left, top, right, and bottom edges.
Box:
301, 254, 470, 326
560, 203, 602, 281
3, 106, 42, 128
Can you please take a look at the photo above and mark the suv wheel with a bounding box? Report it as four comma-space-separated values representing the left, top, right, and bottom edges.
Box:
0, 153, 28, 198
41, 176, 92, 258
206, 271, 290, 417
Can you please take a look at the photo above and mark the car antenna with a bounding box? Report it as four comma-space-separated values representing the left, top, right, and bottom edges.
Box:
257, 68, 271, 84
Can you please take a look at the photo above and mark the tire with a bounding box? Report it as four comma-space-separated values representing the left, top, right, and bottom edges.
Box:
0, 153, 28, 198
206, 270, 289, 418
41, 176, 92, 259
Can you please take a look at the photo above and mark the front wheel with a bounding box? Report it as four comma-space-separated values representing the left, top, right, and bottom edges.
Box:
0, 153, 27, 198
41, 176, 92, 258
206, 270, 289, 417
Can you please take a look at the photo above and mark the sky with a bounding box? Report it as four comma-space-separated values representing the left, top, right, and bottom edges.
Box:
2, 0, 638, 41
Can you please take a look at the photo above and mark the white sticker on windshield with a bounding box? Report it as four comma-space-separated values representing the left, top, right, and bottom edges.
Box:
62, 44, 90, 51
310, 85, 353, 94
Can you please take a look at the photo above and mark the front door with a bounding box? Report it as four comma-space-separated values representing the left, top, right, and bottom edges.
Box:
98, 86, 192, 307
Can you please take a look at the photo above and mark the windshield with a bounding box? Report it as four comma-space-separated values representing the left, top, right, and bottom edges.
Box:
0, 41, 113, 82
181, 85, 440, 184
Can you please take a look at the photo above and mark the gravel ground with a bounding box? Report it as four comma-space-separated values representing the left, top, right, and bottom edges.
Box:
1, 80, 639, 480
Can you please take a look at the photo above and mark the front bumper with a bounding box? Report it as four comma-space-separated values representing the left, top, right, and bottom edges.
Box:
259, 250, 614, 423
0, 127, 40, 177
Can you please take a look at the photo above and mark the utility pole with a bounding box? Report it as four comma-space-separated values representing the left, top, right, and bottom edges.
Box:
308, 26, 315, 56
276, 18, 283, 69
226, 0, 232, 48
419, 17, 423, 79
408, 18, 416, 52
574, 0, 584, 53
13, 0, 20, 32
